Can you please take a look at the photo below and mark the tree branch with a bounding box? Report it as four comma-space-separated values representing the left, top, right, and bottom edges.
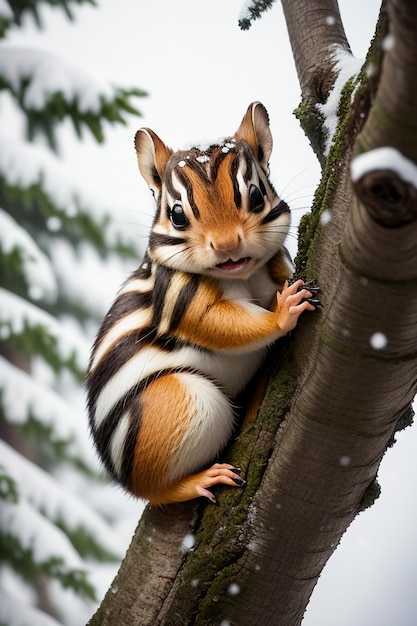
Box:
235, 165, 417, 623
89, 503, 199, 625
352, 0, 417, 228
356, 0, 417, 163
281, 0, 350, 102
281, 0, 352, 162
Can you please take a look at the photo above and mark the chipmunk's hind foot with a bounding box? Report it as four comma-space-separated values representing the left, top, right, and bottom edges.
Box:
151, 463, 245, 505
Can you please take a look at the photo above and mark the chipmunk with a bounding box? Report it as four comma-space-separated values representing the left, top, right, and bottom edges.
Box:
86, 102, 317, 505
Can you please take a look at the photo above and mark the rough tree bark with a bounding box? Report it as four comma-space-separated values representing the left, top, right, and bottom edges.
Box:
88, 1, 417, 624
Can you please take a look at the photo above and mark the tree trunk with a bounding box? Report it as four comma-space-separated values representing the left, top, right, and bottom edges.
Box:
88, 1, 417, 624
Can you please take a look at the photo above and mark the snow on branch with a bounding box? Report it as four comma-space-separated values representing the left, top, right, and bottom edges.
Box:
316, 45, 364, 157
351, 147, 417, 227
351, 147, 417, 187
0, 135, 137, 253
1, 0, 96, 32
0, 496, 96, 598
0, 207, 57, 302
0, 440, 124, 563
48, 238, 132, 318
0, 45, 113, 111
0, 0, 12, 19
0, 355, 95, 470
0, 1, 13, 39
238, 0, 276, 30
0, 287, 89, 375
0, 45, 145, 147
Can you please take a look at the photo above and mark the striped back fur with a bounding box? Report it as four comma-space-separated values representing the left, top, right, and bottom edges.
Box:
86, 102, 293, 500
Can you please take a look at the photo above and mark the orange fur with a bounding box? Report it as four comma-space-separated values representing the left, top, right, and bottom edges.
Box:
241, 373, 270, 430
130, 374, 191, 500
130, 374, 241, 506
268, 251, 293, 288
174, 277, 281, 351
186, 153, 243, 249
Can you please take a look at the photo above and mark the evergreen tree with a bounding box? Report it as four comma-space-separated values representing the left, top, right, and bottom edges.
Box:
0, 2, 146, 624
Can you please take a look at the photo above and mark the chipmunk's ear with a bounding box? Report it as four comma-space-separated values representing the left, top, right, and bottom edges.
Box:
234, 102, 273, 172
135, 128, 173, 199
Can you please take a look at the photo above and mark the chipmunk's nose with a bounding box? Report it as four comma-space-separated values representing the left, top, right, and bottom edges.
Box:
210, 231, 241, 254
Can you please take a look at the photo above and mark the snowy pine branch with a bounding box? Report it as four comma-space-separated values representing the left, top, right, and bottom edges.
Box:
48, 239, 134, 320
0, 0, 13, 38
0, 45, 146, 149
0, 0, 97, 38
0, 207, 57, 302
0, 3, 145, 622
0, 440, 123, 560
0, 499, 97, 599
238, 0, 276, 30
0, 463, 19, 503
0, 356, 97, 472
0, 288, 88, 377
0, 440, 123, 568
0, 136, 138, 256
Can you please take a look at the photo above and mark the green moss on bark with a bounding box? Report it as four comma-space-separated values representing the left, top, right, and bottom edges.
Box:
294, 14, 387, 281
295, 75, 362, 282
294, 97, 326, 165
162, 343, 299, 625
359, 478, 381, 512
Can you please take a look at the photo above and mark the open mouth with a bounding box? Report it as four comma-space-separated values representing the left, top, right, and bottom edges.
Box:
216, 257, 251, 273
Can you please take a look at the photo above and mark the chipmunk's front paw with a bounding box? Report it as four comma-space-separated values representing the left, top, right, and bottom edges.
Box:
275, 280, 317, 334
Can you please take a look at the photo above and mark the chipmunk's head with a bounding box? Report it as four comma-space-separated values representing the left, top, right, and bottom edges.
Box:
135, 102, 291, 280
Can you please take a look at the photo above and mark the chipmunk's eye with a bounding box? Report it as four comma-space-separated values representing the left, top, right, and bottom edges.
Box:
249, 184, 265, 213
167, 204, 190, 230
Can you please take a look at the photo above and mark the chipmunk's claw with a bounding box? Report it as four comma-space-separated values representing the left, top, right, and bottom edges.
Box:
305, 297, 322, 308
296, 282, 321, 309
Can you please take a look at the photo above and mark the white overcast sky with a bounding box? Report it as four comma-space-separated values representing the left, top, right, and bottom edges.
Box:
3, 1, 417, 624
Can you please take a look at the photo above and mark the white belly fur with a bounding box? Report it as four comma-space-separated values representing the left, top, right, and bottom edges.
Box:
191, 345, 267, 397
